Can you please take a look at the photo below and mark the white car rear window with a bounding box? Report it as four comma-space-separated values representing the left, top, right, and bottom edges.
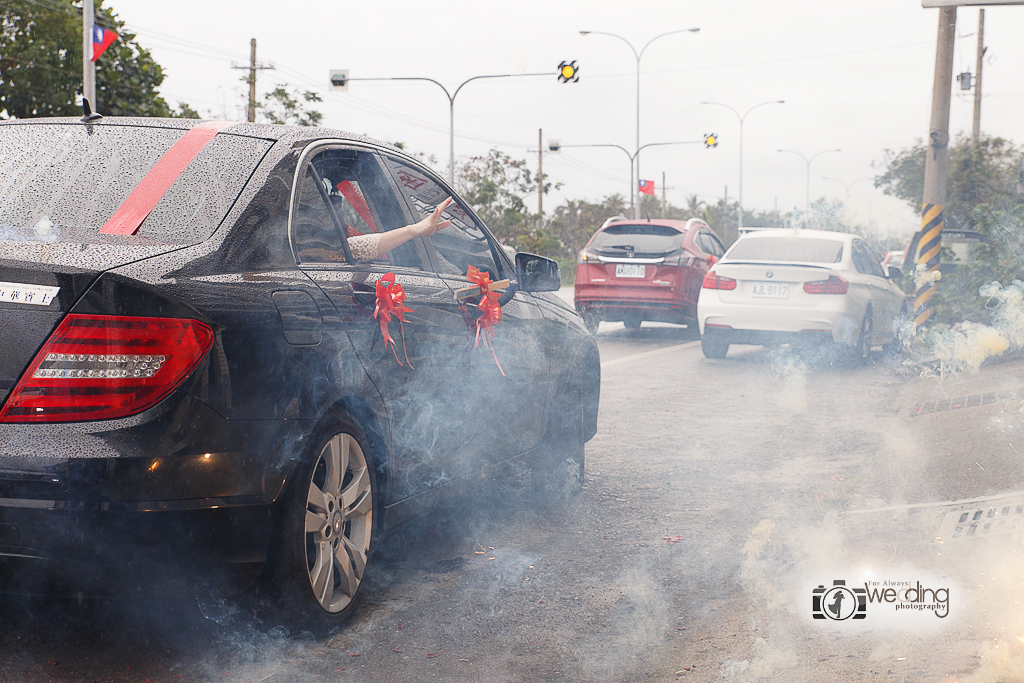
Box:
727, 237, 844, 263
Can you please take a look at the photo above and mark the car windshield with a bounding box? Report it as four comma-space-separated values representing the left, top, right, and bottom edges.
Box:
726, 236, 845, 263
590, 224, 683, 252
0, 124, 272, 244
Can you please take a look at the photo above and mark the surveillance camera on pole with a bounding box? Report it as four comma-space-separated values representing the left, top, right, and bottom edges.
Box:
329, 70, 349, 92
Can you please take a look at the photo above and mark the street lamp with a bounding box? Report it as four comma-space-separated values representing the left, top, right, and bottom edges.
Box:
580, 28, 700, 218
332, 66, 578, 184
777, 148, 841, 212
700, 100, 785, 231
556, 139, 709, 210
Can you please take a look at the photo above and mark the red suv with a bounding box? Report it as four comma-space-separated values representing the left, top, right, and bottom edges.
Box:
574, 217, 726, 333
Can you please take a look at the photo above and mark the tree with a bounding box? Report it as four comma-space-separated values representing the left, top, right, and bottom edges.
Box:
545, 194, 628, 258
0, 0, 195, 118
257, 85, 322, 127
876, 135, 1024, 324
875, 135, 1024, 232
456, 149, 549, 251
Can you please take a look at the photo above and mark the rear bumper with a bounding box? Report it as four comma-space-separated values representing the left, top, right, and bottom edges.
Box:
701, 327, 834, 348
698, 296, 859, 344
575, 285, 694, 323
0, 393, 310, 587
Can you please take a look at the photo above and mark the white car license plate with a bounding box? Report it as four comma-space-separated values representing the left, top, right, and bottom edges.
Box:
751, 281, 789, 298
615, 264, 646, 278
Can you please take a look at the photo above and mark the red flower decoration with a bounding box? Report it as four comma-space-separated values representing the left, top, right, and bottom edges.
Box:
374, 273, 414, 368
466, 265, 505, 376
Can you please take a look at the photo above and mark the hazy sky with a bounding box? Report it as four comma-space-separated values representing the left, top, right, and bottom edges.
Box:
110, 0, 1024, 239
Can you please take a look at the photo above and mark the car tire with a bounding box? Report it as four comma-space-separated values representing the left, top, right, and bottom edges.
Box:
623, 315, 642, 330
582, 312, 600, 335
701, 331, 729, 359
853, 307, 873, 366
532, 384, 585, 503
265, 413, 379, 630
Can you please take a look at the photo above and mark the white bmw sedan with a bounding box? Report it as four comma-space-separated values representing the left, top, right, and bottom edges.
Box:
696, 229, 908, 360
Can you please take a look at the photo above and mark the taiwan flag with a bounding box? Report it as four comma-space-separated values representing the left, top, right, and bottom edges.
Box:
638, 179, 655, 195
92, 25, 118, 62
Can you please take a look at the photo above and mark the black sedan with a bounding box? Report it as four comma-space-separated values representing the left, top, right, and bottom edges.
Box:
0, 118, 600, 626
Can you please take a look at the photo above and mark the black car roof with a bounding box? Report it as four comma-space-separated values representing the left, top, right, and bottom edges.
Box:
0, 117, 406, 156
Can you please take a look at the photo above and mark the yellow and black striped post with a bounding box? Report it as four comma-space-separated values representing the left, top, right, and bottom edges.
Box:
913, 202, 943, 328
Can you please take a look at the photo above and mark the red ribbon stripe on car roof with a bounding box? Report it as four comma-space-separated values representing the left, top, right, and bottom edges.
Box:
99, 120, 238, 236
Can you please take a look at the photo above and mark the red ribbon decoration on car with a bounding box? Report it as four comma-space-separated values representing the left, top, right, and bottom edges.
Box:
466, 265, 505, 377
373, 273, 414, 368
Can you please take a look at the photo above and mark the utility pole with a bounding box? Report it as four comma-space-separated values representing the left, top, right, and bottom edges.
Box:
82, 0, 95, 108
537, 128, 544, 224
661, 171, 666, 219
972, 9, 986, 140
247, 39, 257, 123
914, 6, 957, 329
232, 39, 274, 123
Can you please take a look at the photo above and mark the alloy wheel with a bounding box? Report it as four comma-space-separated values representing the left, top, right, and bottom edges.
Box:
304, 433, 373, 613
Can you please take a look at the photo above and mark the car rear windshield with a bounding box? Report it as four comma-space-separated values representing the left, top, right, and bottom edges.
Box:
726, 236, 844, 263
0, 123, 272, 244
591, 224, 683, 252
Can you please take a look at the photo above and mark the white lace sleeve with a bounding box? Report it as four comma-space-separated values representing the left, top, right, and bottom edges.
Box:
347, 233, 381, 262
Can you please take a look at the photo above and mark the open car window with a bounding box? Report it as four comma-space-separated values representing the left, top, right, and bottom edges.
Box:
380, 156, 503, 280
291, 147, 421, 269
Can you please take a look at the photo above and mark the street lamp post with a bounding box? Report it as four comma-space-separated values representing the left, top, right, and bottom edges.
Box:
557, 140, 707, 210
580, 28, 699, 218
701, 100, 784, 231
777, 148, 841, 212
339, 71, 566, 184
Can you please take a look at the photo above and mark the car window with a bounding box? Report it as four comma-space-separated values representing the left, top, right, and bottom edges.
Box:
698, 230, 725, 257
705, 232, 727, 257
726, 236, 844, 263
591, 224, 684, 255
291, 147, 420, 268
852, 240, 887, 278
0, 123, 272, 244
380, 156, 502, 279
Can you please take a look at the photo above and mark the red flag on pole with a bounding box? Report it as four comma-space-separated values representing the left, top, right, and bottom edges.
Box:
638, 179, 655, 196
92, 25, 118, 62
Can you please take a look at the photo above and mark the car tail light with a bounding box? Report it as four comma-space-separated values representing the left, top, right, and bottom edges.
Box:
577, 250, 597, 265
702, 271, 737, 290
803, 276, 849, 295
0, 315, 214, 423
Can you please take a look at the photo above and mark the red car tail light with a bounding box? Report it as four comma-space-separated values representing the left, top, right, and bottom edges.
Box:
803, 276, 849, 295
0, 315, 214, 423
701, 271, 737, 290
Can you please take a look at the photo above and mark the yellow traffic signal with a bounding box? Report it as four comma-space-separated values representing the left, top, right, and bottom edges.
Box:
704, 133, 718, 148
558, 61, 579, 83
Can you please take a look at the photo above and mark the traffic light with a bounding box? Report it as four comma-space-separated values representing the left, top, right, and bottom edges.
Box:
558, 61, 579, 83
704, 133, 718, 148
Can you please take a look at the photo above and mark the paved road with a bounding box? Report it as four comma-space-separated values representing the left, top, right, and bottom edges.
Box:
3, 316, 1023, 683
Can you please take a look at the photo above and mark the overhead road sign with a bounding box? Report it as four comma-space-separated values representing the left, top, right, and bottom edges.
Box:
923, 1, 1024, 6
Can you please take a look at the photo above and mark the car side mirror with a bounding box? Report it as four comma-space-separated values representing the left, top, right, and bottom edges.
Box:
887, 266, 902, 280
515, 252, 561, 292
708, 254, 718, 265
